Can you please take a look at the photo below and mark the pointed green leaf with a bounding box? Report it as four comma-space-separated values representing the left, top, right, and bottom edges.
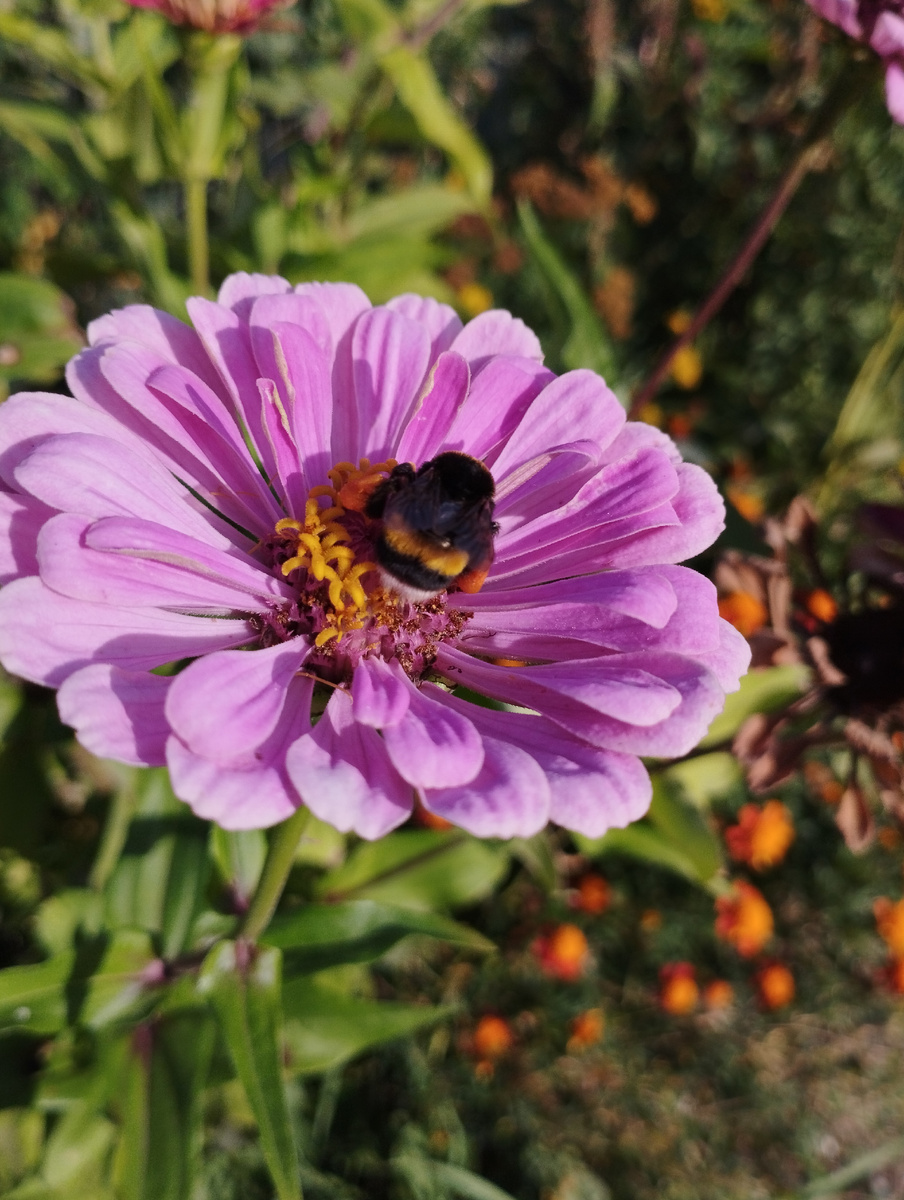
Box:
0, 955, 74, 1035
211, 827, 267, 906
316, 830, 509, 911
198, 941, 300, 1200
517, 200, 617, 379
282, 975, 453, 1074
699, 663, 811, 748
263, 899, 493, 974
111, 1014, 214, 1200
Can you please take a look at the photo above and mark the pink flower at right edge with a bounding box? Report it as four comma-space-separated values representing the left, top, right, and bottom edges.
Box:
0, 274, 750, 839
806, 0, 904, 122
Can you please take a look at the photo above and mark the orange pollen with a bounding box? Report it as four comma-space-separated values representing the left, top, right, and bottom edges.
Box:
273, 457, 397, 646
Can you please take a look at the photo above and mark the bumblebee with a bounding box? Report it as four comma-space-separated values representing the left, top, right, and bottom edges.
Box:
365, 451, 497, 601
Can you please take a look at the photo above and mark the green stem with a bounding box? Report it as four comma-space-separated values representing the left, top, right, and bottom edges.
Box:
89, 779, 137, 892
185, 177, 210, 296
239, 806, 312, 942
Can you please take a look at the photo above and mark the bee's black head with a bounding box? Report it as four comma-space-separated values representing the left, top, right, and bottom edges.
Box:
420, 452, 495, 504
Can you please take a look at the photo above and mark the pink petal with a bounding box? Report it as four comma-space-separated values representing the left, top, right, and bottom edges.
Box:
0, 389, 149, 490
186, 296, 279, 483
352, 308, 431, 462
286, 689, 413, 839
257, 378, 305, 514
394, 352, 471, 464
0, 577, 251, 687
421, 732, 550, 838
0, 490, 53, 583
385, 294, 462, 361
886, 60, 904, 124
268, 322, 334, 492
14, 433, 231, 546
57, 665, 171, 767
381, 679, 484, 788
167, 736, 299, 831
351, 656, 411, 727
87, 304, 224, 394
692, 619, 751, 693
450, 309, 543, 371
871, 12, 904, 58
443, 357, 554, 463
38, 513, 291, 612
491, 369, 625, 480
217, 272, 291, 318
165, 639, 309, 764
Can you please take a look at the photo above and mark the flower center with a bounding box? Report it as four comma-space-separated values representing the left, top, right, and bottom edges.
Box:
272, 458, 396, 648
259, 458, 472, 683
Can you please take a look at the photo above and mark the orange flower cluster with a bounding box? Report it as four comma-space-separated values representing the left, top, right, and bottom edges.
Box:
725, 801, 795, 871
715, 882, 774, 957
755, 963, 795, 1010
702, 980, 735, 1011
659, 962, 699, 1014
573, 873, 611, 915
568, 1008, 605, 1051
471, 1015, 514, 1078
533, 924, 590, 982
875, 897, 904, 992
717, 590, 768, 638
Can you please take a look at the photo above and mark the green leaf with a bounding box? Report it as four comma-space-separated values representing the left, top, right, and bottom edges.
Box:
76, 930, 159, 1030
0, 955, 73, 1036
198, 941, 300, 1200
0, 1109, 44, 1194
517, 200, 617, 380
699, 663, 811, 749
381, 46, 492, 207
282, 974, 453, 1074
6, 1101, 117, 1200
316, 831, 510, 911
345, 183, 476, 242
663, 752, 743, 809
646, 778, 723, 883
34, 890, 104, 957
0, 274, 83, 393
111, 1014, 215, 1200
433, 1162, 522, 1200
211, 827, 267, 906
263, 899, 493, 975
576, 777, 723, 890
510, 832, 558, 893
102, 768, 210, 957
0, 14, 106, 91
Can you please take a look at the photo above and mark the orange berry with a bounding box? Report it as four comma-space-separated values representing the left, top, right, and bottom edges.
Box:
715, 882, 774, 957
659, 962, 699, 1015
755, 963, 795, 1010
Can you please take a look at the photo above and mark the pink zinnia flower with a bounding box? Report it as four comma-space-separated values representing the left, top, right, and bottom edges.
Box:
806, 0, 904, 122
126, 0, 287, 34
0, 274, 748, 837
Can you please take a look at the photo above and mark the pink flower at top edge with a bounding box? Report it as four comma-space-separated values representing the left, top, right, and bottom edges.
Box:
0, 274, 749, 837
806, 0, 904, 123
126, 0, 288, 35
